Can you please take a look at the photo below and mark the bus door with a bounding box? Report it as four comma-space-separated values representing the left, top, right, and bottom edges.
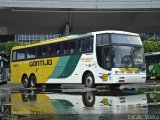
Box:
102, 47, 112, 70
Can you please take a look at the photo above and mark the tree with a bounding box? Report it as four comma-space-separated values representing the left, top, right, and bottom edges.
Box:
0, 41, 22, 54
142, 39, 160, 53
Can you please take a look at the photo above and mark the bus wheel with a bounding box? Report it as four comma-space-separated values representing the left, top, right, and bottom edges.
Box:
84, 73, 95, 88
22, 75, 30, 88
30, 75, 37, 88
82, 91, 95, 107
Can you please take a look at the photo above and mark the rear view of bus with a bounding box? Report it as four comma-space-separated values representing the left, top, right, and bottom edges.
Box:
95, 31, 146, 87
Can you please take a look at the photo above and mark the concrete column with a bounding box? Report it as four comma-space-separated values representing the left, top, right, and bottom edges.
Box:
0, 26, 8, 35
64, 24, 70, 36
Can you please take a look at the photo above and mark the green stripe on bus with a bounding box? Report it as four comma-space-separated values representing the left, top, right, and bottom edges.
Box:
49, 56, 70, 78
58, 54, 82, 78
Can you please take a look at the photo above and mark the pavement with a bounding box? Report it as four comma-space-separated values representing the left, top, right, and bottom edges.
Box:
0, 80, 159, 92
0, 81, 23, 92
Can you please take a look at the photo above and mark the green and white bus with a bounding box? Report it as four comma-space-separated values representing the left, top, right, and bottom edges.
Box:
11, 30, 146, 88
145, 52, 160, 80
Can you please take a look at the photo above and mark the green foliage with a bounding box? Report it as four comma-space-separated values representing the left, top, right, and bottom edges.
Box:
142, 40, 160, 53
0, 41, 22, 54
0, 40, 41, 54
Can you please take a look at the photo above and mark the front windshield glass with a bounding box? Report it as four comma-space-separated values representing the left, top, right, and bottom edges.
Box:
111, 34, 142, 45
113, 46, 144, 68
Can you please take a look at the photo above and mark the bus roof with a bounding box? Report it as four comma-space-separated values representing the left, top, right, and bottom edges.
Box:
91, 30, 139, 36
12, 30, 139, 50
12, 33, 92, 50
145, 52, 160, 56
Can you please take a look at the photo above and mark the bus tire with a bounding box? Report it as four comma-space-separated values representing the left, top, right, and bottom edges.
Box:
82, 91, 95, 107
84, 73, 95, 88
29, 90, 37, 101
22, 75, 30, 88
30, 75, 37, 88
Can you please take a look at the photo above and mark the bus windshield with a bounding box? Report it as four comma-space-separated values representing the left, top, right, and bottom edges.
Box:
111, 34, 142, 45
96, 33, 144, 70
112, 46, 144, 68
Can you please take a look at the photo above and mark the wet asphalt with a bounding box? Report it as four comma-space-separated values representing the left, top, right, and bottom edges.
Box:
0, 80, 160, 120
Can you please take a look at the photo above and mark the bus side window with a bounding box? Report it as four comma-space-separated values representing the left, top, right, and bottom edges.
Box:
37, 46, 43, 57
62, 42, 70, 54
86, 37, 93, 51
48, 44, 55, 56
27, 48, 36, 59
12, 51, 17, 61
81, 37, 93, 52
37, 46, 48, 57
17, 49, 25, 60
70, 41, 76, 53
77, 40, 82, 52
42, 46, 48, 56
55, 43, 61, 56
81, 39, 86, 52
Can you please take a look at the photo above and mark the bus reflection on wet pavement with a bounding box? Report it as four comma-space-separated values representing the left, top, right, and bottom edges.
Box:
0, 86, 160, 120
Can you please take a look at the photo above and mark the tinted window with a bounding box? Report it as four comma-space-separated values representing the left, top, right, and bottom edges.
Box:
48, 44, 56, 56
96, 34, 110, 46
12, 51, 16, 61
55, 43, 61, 55
70, 41, 77, 53
26, 47, 36, 59
37, 46, 48, 57
81, 37, 93, 52
77, 39, 82, 52
62, 42, 70, 54
111, 34, 142, 45
17, 49, 25, 60
85, 37, 93, 51
81, 39, 86, 52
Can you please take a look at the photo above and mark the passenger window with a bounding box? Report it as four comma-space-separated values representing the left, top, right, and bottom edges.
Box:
77, 40, 82, 52
48, 44, 56, 56
55, 43, 61, 55
37, 46, 43, 57
26, 48, 36, 59
70, 41, 76, 53
37, 46, 48, 57
81, 37, 93, 52
62, 42, 70, 54
81, 39, 86, 52
12, 51, 17, 61
85, 37, 93, 51
17, 49, 25, 60
42, 46, 48, 56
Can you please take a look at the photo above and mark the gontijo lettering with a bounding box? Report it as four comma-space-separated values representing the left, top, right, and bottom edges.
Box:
29, 59, 52, 67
